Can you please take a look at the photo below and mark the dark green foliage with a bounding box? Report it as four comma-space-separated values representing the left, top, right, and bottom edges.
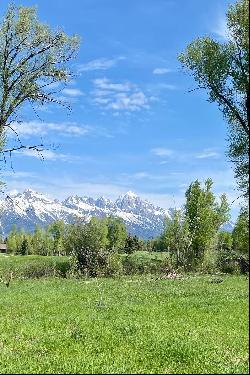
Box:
217, 249, 241, 274
121, 251, 173, 275
124, 234, 144, 254
19, 237, 29, 255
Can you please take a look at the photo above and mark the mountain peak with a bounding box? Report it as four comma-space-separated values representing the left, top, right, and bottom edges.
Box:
20, 189, 42, 197
0, 188, 234, 238
124, 191, 138, 199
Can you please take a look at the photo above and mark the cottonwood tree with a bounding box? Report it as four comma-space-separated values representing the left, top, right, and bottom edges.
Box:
0, 5, 79, 157
160, 209, 190, 268
232, 208, 249, 255
179, 0, 249, 197
184, 178, 230, 266
106, 216, 127, 253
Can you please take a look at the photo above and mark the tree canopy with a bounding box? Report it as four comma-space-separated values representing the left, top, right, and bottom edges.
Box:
179, 0, 249, 197
0, 5, 79, 151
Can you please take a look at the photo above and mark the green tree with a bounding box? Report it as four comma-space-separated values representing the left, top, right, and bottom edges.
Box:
106, 216, 127, 252
6, 224, 18, 253
65, 218, 110, 277
179, 0, 249, 197
31, 224, 46, 255
232, 208, 249, 254
217, 231, 233, 251
48, 220, 66, 255
184, 179, 230, 267
160, 209, 190, 268
0, 5, 79, 147
18, 236, 29, 255
124, 234, 144, 254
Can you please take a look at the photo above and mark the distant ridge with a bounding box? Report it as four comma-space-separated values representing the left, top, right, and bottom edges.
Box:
0, 189, 234, 238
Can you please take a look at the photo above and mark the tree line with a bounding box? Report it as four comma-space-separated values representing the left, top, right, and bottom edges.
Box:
4, 178, 249, 275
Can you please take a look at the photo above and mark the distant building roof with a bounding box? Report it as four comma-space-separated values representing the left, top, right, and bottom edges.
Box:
0, 243, 7, 250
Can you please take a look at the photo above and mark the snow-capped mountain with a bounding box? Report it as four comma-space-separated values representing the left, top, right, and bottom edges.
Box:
0, 189, 234, 239
0, 189, 172, 239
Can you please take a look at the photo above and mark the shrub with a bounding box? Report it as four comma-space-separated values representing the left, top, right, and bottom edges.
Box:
104, 253, 123, 277
121, 251, 173, 275
217, 249, 241, 274
0, 255, 70, 279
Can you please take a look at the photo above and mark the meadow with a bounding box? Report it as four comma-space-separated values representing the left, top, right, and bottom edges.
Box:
0, 257, 248, 374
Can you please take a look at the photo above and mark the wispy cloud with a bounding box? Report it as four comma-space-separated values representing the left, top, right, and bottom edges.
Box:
151, 147, 173, 157
195, 149, 220, 159
62, 88, 84, 97
212, 15, 229, 40
14, 149, 74, 162
92, 78, 153, 112
1, 171, 36, 179
78, 57, 125, 72
93, 78, 133, 92
9, 121, 91, 138
153, 68, 172, 75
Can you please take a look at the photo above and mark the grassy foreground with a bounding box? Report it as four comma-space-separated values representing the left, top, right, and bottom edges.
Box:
0, 274, 248, 374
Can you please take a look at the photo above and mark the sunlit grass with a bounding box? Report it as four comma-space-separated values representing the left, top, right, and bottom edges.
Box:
0, 274, 248, 374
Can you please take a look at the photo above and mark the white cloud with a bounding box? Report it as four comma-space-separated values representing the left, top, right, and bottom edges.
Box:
1, 171, 36, 179
213, 16, 229, 40
106, 92, 149, 111
78, 57, 125, 72
132, 172, 151, 179
62, 88, 84, 97
93, 78, 133, 92
157, 83, 177, 90
14, 149, 72, 162
9, 121, 90, 138
153, 68, 172, 75
196, 149, 220, 159
15, 149, 66, 160
151, 148, 173, 157
92, 78, 152, 112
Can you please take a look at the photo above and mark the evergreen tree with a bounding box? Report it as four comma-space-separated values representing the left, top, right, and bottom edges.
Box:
124, 234, 144, 254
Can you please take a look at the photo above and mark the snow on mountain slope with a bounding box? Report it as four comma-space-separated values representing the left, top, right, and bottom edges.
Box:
0, 189, 171, 239
0, 189, 234, 239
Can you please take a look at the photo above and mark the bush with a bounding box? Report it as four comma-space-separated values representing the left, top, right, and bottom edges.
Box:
217, 249, 241, 274
105, 253, 124, 277
121, 251, 174, 275
0, 255, 70, 279
198, 246, 218, 274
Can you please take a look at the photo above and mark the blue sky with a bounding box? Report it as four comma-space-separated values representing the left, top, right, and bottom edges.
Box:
0, 0, 241, 219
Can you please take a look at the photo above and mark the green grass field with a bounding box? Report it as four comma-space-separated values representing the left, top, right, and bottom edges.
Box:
0, 269, 248, 374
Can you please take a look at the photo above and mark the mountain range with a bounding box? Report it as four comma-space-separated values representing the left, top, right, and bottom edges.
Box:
0, 189, 234, 239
